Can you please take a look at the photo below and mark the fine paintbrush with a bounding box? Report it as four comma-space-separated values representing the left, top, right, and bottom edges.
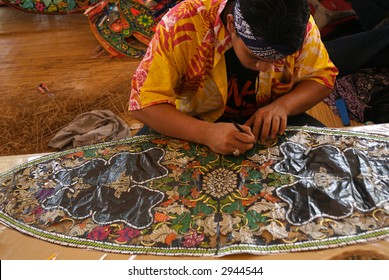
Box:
232, 121, 247, 133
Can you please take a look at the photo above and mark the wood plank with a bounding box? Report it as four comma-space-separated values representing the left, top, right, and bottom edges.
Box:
0, 7, 140, 92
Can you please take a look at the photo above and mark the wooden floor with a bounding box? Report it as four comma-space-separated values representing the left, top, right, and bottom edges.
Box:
0, 6, 140, 92
0, 5, 360, 155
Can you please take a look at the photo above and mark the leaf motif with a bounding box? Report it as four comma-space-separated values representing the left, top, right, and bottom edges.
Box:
219, 214, 241, 235
40, 209, 66, 225
247, 154, 268, 164
248, 199, 274, 213
315, 134, 336, 145
176, 184, 192, 197
343, 215, 377, 230
331, 221, 357, 236
163, 152, 194, 167
148, 224, 177, 243
267, 146, 281, 157
299, 222, 326, 239
69, 219, 96, 237
67, 0, 76, 10
246, 210, 267, 230
166, 139, 191, 150
248, 146, 281, 164
287, 230, 309, 241
298, 223, 328, 240
264, 221, 289, 239
171, 212, 192, 233
232, 226, 255, 243
154, 202, 190, 215
262, 184, 276, 193
22, 0, 35, 9
42, 0, 52, 8
246, 182, 262, 195
287, 131, 313, 145
165, 187, 180, 198
193, 202, 214, 215
168, 169, 184, 181
259, 165, 274, 179
222, 200, 244, 214
267, 205, 287, 220
196, 215, 217, 236
308, 230, 327, 240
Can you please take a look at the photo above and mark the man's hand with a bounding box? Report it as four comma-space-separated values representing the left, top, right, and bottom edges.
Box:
132, 104, 256, 155
245, 103, 288, 143
245, 80, 332, 142
204, 122, 256, 155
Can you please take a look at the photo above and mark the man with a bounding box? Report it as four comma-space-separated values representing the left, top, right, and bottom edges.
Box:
129, 0, 338, 155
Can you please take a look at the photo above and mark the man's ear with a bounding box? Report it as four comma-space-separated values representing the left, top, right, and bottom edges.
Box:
226, 14, 235, 34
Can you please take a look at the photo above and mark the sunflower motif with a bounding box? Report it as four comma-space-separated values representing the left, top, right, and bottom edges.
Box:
202, 168, 238, 199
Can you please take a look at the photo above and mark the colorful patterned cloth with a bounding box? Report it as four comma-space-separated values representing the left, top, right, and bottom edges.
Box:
86, 0, 181, 58
129, 0, 338, 122
324, 69, 389, 122
1, 127, 388, 256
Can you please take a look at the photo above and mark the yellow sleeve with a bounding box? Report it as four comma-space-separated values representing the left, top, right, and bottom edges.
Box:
294, 16, 339, 89
129, 23, 181, 110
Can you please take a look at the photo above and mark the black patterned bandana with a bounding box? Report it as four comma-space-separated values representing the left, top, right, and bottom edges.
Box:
233, 0, 300, 60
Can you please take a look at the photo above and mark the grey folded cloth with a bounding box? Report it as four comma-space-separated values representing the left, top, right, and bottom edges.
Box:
48, 110, 132, 149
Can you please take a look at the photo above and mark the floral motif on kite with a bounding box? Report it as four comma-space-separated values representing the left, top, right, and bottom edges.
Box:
1, 128, 389, 256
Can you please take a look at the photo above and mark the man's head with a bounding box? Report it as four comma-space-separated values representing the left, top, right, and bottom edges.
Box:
226, 0, 310, 70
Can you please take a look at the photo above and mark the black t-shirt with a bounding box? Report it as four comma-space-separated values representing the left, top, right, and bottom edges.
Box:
220, 48, 258, 123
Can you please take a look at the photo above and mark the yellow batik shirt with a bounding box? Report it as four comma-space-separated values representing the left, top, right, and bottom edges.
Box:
129, 0, 339, 122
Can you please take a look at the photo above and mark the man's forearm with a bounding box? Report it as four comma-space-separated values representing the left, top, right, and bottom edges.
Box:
273, 80, 332, 116
131, 104, 213, 146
